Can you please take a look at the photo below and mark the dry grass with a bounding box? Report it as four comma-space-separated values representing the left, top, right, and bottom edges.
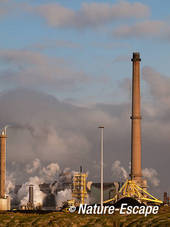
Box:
0, 207, 169, 227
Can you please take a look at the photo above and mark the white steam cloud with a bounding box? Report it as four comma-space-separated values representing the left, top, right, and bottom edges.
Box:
111, 160, 128, 181
18, 176, 46, 206
26, 158, 41, 174
50, 168, 74, 208
142, 168, 160, 187
112, 160, 160, 187
8, 158, 80, 208
42, 163, 60, 182
15, 159, 61, 206
6, 172, 16, 199
56, 189, 72, 208
25, 158, 60, 183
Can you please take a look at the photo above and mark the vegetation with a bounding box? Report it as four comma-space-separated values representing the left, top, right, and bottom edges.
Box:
0, 207, 169, 227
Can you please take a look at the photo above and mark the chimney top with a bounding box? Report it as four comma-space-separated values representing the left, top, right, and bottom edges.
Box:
131, 52, 141, 62
80, 166, 82, 173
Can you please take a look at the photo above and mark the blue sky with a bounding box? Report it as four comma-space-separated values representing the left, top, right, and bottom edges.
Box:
1, 0, 170, 104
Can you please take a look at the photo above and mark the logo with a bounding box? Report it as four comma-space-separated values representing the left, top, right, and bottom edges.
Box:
78, 204, 159, 216
69, 206, 76, 213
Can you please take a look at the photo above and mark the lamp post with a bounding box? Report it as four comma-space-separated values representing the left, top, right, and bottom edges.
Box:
99, 126, 104, 207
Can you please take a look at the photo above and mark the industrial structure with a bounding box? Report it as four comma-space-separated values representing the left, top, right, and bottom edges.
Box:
0, 127, 10, 210
88, 182, 121, 204
99, 126, 104, 207
20, 185, 43, 210
163, 192, 170, 205
104, 179, 162, 204
103, 53, 162, 205
0, 52, 166, 211
72, 167, 88, 205
130, 53, 143, 186
27, 185, 34, 210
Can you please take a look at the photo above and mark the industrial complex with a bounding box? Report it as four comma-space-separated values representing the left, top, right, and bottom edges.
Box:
0, 53, 167, 211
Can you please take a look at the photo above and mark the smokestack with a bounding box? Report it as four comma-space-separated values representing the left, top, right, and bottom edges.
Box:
164, 192, 168, 204
80, 166, 82, 173
0, 127, 10, 210
130, 52, 142, 183
0, 129, 7, 198
29, 185, 34, 205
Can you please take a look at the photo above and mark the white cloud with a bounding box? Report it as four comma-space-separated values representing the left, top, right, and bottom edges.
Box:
113, 20, 170, 39
36, 1, 149, 29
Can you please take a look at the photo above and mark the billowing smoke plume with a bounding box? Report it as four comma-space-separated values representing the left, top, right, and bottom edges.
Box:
7, 158, 61, 206
111, 160, 128, 181
56, 189, 72, 208
51, 168, 89, 208
142, 168, 160, 187
17, 176, 46, 206
6, 172, 16, 199
112, 160, 160, 187
50, 168, 74, 208
26, 158, 41, 174
25, 158, 60, 183
25, 160, 60, 206
42, 163, 60, 182
8, 158, 81, 208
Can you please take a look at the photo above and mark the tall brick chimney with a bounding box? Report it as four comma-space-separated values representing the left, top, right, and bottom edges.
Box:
0, 129, 7, 198
130, 52, 142, 183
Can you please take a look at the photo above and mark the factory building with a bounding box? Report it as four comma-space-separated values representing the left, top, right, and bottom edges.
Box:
40, 183, 56, 210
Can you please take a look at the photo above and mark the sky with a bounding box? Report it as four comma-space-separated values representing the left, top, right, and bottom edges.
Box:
0, 0, 170, 198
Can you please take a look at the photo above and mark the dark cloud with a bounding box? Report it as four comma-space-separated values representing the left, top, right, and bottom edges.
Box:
0, 49, 90, 91
143, 66, 170, 104
2, 89, 130, 184
0, 84, 166, 196
0, 64, 169, 196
